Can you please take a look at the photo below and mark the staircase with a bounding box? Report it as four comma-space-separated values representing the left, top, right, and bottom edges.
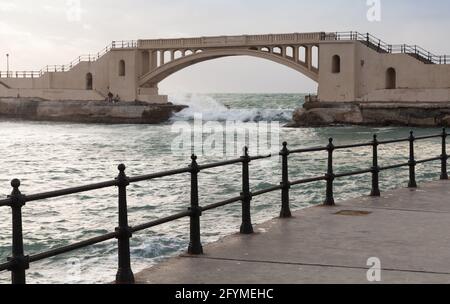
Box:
327, 31, 449, 65
0, 40, 138, 79
0, 80, 10, 89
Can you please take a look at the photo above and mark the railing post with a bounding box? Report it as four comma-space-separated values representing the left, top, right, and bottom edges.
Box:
408, 131, 417, 188
371, 135, 381, 197
441, 128, 448, 180
280, 142, 292, 218
240, 147, 254, 234
115, 164, 135, 284
7, 179, 29, 284
324, 138, 335, 206
188, 155, 203, 255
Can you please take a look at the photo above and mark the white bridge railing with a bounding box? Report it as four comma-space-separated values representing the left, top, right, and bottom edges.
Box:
137, 32, 326, 49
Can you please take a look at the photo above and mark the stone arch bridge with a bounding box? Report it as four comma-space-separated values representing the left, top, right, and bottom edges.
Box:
138, 33, 321, 89
1, 32, 450, 104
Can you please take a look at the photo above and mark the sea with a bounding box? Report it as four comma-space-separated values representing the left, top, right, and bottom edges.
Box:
0, 93, 444, 283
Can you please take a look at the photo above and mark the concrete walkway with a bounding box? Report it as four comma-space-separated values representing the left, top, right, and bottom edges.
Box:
135, 180, 450, 284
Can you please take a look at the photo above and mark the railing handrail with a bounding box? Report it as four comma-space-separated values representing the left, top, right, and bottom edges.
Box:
329, 31, 450, 64
3, 30, 449, 79
0, 40, 138, 79
0, 129, 448, 284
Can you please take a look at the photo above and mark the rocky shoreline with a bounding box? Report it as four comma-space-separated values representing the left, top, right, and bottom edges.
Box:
0, 98, 187, 124
288, 101, 450, 127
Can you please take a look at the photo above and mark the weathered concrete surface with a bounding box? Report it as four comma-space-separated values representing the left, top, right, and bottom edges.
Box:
290, 101, 450, 127
136, 180, 450, 284
0, 98, 187, 124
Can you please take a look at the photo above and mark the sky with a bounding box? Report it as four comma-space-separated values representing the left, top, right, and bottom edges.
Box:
1, 0, 450, 94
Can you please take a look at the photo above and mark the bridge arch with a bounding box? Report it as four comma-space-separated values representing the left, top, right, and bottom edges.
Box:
138, 48, 319, 87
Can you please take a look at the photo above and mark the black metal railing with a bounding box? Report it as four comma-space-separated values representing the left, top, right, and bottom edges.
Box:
0, 41, 138, 79
0, 129, 448, 284
325, 31, 450, 65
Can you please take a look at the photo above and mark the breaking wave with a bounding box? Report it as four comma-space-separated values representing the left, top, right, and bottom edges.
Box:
170, 93, 299, 122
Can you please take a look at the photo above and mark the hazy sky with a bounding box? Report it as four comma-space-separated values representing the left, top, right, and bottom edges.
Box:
1, 0, 449, 94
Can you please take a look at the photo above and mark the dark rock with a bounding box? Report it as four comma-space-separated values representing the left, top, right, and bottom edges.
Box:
0, 98, 188, 124
290, 101, 450, 127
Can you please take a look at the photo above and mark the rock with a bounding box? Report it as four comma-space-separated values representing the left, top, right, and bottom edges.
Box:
290, 101, 450, 127
442, 115, 450, 126
291, 105, 362, 127
291, 108, 333, 126
0, 98, 187, 124
292, 108, 306, 122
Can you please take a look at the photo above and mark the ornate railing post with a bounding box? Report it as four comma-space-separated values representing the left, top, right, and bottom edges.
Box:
324, 138, 335, 206
188, 155, 203, 255
115, 164, 135, 284
7, 179, 29, 284
441, 128, 448, 180
240, 147, 254, 234
370, 135, 381, 196
280, 142, 292, 218
408, 131, 418, 188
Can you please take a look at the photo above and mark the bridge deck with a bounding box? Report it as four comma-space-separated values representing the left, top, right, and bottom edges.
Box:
135, 180, 450, 284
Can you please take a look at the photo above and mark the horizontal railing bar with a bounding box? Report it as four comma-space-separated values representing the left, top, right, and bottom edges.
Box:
127, 167, 192, 183
334, 142, 373, 150
334, 168, 373, 178
414, 135, 442, 141
249, 154, 273, 161
290, 146, 328, 154
290, 176, 327, 186
29, 232, 118, 263
0, 198, 11, 207
378, 138, 410, 145
131, 210, 193, 233
252, 185, 283, 197
201, 195, 244, 212
379, 162, 410, 171
198, 158, 243, 170
0, 261, 13, 272
415, 157, 442, 165
24, 180, 119, 203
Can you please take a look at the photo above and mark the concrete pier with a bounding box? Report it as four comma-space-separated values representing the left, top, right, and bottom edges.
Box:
136, 180, 450, 284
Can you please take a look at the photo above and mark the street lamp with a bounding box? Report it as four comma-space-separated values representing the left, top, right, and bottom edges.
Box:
6, 54, 9, 78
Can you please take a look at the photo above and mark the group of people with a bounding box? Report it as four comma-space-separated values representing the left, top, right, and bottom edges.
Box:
106, 92, 120, 103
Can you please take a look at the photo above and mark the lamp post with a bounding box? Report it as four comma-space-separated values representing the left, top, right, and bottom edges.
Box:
6, 54, 10, 78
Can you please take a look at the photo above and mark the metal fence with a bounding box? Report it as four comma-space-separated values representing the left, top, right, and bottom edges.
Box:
0, 40, 138, 79
0, 129, 448, 284
329, 31, 450, 64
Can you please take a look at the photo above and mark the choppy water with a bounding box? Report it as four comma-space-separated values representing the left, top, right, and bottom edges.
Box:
0, 93, 445, 284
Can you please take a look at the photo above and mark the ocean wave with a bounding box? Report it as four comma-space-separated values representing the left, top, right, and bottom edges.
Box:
170, 93, 294, 122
